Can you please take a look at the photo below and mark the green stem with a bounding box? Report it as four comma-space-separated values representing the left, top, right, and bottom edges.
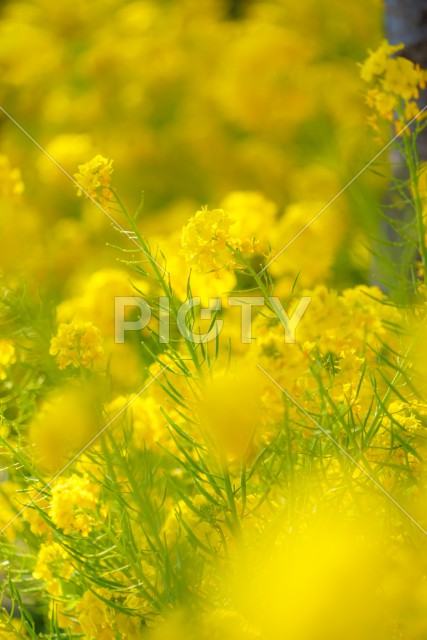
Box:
221, 459, 241, 537
111, 191, 202, 375
401, 116, 427, 277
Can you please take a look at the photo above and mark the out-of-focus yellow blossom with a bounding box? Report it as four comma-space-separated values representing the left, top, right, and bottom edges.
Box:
226, 520, 392, 639
105, 341, 144, 391
197, 365, 265, 460
74, 155, 113, 204
360, 41, 404, 83
0, 200, 45, 286
45, 217, 89, 280
33, 541, 73, 597
49, 321, 104, 370
37, 133, 93, 184
57, 268, 147, 335
0, 155, 24, 200
0, 0, 380, 219
23, 493, 51, 537
50, 474, 103, 536
74, 588, 144, 640
220, 191, 277, 256
270, 200, 345, 292
28, 386, 99, 471
0, 339, 16, 380
147, 516, 406, 638
75, 590, 115, 640
106, 393, 168, 449
361, 40, 427, 133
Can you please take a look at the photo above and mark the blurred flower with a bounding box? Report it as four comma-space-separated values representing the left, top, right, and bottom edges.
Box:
0, 155, 24, 200
220, 191, 277, 256
360, 40, 404, 83
226, 520, 391, 639
197, 364, 264, 460
28, 386, 99, 471
76, 589, 114, 640
49, 321, 104, 370
0, 339, 16, 380
33, 541, 73, 596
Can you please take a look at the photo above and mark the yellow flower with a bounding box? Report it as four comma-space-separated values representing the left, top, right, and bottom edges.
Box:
28, 385, 99, 471
269, 200, 345, 291
38, 133, 93, 183
76, 590, 115, 640
33, 541, 73, 596
0, 155, 24, 200
366, 88, 396, 122
220, 190, 277, 256
106, 392, 171, 449
74, 154, 113, 204
49, 321, 104, 370
382, 55, 426, 101
50, 474, 101, 536
181, 193, 278, 273
0, 339, 16, 380
181, 206, 232, 273
361, 40, 427, 133
360, 40, 404, 83
197, 364, 264, 460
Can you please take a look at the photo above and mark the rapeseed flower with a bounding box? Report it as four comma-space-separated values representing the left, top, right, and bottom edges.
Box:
49, 321, 104, 370
50, 474, 102, 536
181, 206, 232, 273
361, 40, 427, 133
74, 155, 113, 204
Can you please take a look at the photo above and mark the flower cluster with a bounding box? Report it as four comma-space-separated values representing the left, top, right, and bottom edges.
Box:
49, 321, 104, 370
74, 155, 114, 205
360, 40, 427, 133
33, 542, 73, 597
180, 206, 232, 273
181, 192, 278, 273
50, 474, 103, 536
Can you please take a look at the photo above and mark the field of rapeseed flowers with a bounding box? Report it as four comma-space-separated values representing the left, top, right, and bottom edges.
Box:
2, 0, 427, 637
